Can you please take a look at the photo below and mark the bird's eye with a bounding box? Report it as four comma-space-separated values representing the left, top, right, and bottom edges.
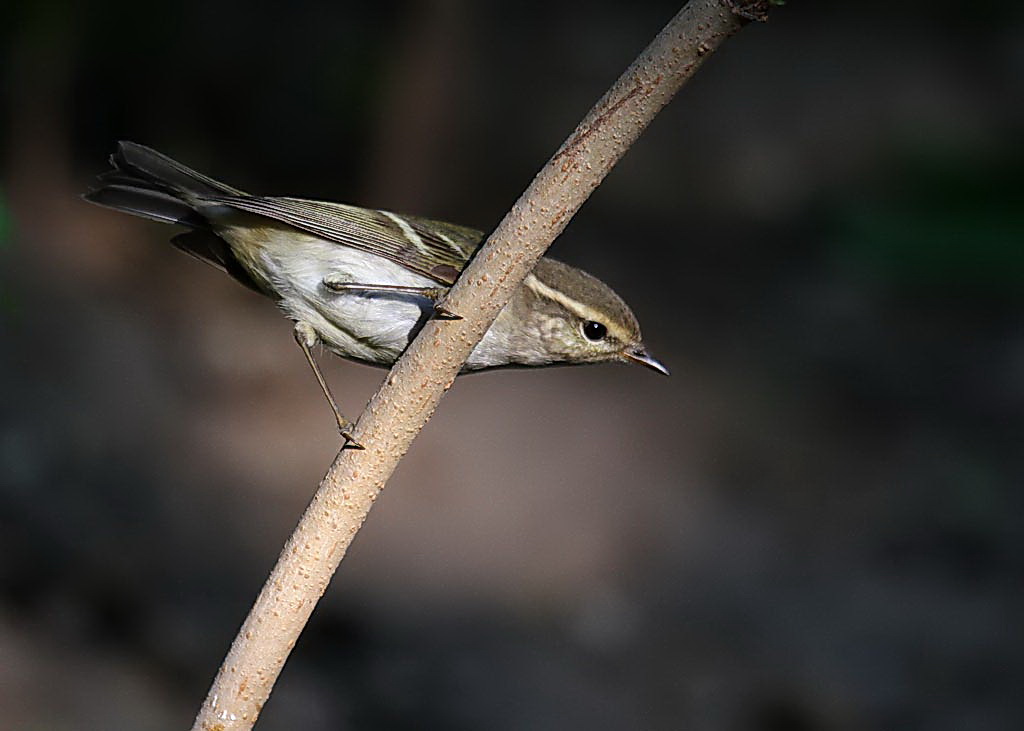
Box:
582, 321, 607, 341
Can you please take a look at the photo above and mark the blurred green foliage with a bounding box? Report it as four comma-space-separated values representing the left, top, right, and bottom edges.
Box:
834, 153, 1024, 298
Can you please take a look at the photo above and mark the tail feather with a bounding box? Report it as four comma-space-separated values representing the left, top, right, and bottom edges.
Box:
83, 141, 246, 225
108, 141, 245, 198
84, 142, 265, 295
84, 184, 207, 227
171, 230, 265, 294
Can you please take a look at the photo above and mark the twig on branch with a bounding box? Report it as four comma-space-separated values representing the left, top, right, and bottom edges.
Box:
191, 2, 769, 729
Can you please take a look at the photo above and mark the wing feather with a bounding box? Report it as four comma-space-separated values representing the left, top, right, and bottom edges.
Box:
204, 195, 484, 285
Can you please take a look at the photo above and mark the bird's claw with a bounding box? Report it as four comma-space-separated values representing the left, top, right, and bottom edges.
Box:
338, 421, 365, 450
433, 303, 462, 320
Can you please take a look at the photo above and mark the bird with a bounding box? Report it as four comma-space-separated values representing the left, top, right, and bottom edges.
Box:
85, 142, 668, 447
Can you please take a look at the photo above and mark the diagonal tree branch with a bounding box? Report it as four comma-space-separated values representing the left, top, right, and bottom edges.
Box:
191, 2, 769, 729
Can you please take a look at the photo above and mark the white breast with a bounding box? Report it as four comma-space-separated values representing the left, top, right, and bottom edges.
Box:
251, 229, 439, 365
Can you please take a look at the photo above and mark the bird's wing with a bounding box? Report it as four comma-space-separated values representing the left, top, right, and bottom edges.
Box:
205, 195, 484, 286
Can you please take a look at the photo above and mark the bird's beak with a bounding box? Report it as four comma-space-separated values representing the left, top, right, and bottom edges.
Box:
622, 347, 670, 376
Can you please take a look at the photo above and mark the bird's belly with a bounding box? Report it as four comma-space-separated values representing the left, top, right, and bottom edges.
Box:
250, 232, 438, 366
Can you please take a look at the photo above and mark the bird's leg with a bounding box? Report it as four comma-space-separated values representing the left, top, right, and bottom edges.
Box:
322, 279, 462, 320
292, 321, 364, 449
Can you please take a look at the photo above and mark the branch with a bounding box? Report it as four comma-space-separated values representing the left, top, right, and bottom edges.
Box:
191, 2, 768, 728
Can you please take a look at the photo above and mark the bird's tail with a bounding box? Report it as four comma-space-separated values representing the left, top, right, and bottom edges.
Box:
84, 142, 266, 294
83, 141, 245, 228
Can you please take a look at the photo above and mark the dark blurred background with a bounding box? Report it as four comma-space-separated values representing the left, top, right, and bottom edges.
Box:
2, 1, 1022, 729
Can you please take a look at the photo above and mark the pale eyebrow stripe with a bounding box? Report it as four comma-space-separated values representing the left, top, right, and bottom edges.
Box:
379, 210, 431, 256
523, 274, 632, 343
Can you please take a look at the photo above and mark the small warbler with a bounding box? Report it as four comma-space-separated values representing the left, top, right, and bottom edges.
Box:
85, 142, 668, 447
